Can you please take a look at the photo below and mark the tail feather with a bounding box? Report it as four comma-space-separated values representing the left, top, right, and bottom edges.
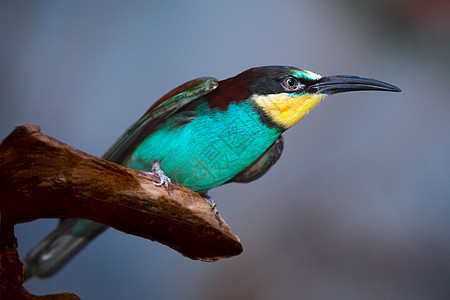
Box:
24, 219, 107, 280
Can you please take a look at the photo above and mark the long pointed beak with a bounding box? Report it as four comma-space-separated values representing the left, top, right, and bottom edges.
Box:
308, 75, 401, 95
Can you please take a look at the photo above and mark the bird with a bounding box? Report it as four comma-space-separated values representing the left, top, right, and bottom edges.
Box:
24, 66, 401, 279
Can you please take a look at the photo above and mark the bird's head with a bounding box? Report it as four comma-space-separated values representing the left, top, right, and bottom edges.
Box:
227, 66, 401, 130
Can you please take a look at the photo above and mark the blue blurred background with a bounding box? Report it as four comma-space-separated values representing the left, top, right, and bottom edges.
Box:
1, 0, 449, 299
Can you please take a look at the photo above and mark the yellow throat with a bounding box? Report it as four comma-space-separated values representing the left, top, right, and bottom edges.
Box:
253, 93, 325, 129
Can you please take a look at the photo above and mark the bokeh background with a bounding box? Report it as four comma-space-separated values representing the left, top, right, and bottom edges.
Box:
1, 0, 449, 299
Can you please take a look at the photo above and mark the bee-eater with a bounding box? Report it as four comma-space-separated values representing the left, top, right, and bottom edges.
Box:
24, 66, 400, 279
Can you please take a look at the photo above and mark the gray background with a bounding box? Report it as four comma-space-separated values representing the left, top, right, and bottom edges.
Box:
1, 0, 449, 299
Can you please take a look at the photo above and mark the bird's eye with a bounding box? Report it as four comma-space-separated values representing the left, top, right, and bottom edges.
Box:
282, 77, 302, 91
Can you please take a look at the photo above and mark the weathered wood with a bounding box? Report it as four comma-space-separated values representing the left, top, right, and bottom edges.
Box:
0, 226, 81, 299
0, 124, 242, 298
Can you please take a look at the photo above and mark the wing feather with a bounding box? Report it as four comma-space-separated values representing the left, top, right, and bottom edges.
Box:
102, 77, 218, 164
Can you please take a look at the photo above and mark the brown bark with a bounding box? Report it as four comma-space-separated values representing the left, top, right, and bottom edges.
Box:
0, 125, 242, 299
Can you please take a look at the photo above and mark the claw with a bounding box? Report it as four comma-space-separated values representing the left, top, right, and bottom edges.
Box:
202, 194, 222, 225
151, 161, 172, 193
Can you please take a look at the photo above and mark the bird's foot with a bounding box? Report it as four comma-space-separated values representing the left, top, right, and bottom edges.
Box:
151, 161, 172, 193
202, 194, 222, 225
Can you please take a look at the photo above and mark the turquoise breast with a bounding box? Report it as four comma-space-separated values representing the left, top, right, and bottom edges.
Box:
129, 100, 281, 191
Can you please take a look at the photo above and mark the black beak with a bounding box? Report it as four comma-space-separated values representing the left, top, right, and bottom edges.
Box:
308, 75, 401, 95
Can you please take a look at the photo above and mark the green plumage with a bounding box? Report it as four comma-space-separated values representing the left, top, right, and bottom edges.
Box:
129, 101, 281, 191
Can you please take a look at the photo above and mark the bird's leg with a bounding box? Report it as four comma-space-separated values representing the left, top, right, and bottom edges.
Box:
200, 193, 222, 225
151, 161, 172, 193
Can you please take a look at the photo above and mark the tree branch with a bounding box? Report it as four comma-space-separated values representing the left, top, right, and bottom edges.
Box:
0, 125, 242, 298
